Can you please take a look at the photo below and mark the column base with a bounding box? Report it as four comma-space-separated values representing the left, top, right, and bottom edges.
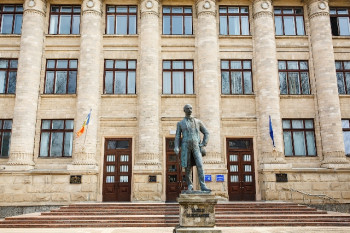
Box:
174, 227, 221, 233
260, 150, 292, 170
321, 152, 350, 169
67, 164, 98, 171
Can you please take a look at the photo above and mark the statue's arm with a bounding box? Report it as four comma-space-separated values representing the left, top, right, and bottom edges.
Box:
174, 122, 181, 154
199, 121, 209, 147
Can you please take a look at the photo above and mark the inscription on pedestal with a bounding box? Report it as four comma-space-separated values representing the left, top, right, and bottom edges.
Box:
186, 208, 210, 218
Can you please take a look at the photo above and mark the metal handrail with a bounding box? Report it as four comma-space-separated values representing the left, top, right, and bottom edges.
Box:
282, 188, 340, 206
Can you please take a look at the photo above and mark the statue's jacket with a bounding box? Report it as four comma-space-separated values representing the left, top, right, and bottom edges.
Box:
174, 117, 209, 168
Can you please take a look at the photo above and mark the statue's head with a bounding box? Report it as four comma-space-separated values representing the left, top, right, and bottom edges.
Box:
183, 104, 193, 117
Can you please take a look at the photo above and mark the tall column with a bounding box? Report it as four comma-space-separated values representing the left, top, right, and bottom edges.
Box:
307, 0, 349, 168
196, 0, 221, 164
6, 0, 46, 170
252, 0, 289, 169
137, 0, 160, 166
68, 0, 102, 170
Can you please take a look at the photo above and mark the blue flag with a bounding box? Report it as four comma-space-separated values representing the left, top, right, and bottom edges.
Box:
269, 116, 275, 147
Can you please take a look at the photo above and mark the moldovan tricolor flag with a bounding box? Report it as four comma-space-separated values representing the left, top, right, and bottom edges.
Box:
269, 115, 275, 148
76, 109, 91, 138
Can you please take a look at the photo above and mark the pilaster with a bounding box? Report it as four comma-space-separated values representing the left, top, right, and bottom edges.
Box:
68, 0, 103, 171
6, 0, 46, 170
252, 0, 290, 169
306, 0, 349, 169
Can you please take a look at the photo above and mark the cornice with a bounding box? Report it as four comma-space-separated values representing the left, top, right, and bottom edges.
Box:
309, 11, 329, 19
23, 8, 46, 17
253, 11, 273, 19
82, 9, 102, 17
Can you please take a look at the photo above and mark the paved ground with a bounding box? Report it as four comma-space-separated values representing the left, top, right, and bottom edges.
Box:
1, 227, 350, 233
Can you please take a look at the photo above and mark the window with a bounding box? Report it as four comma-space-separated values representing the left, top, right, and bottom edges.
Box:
106, 5, 137, 35
104, 60, 136, 94
0, 5, 23, 34
0, 119, 12, 157
39, 119, 74, 157
274, 7, 305, 36
282, 119, 316, 157
330, 8, 350, 36
335, 61, 350, 94
219, 6, 249, 35
221, 60, 253, 94
163, 6, 192, 35
0, 59, 17, 94
278, 61, 310, 95
163, 60, 194, 94
49, 5, 81, 34
342, 119, 350, 157
44, 59, 77, 94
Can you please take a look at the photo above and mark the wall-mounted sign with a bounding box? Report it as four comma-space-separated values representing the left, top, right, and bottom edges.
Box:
276, 173, 288, 182
149, 175, 157, 182
216, 175, 224, 182
205, 175, 212, 182
70, 175, 82, 184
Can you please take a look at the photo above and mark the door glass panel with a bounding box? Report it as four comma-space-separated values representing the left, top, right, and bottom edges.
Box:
230, 175, 239, 182
169, 165, 177, 172
107, 165, 115, 173
243, 154, 251, 161
107, 155, 115, 162
245, 175, 253, 182
245, 165, 252, 172
106, 176, 115, 183
108, 140, 129, 149
169, 155, 177, 162
168, 140, 175, 150
120, 155, 129, 162
169, 175, 177, 182
229, 140, 250, 149
120, 176, 128, 182
230, 165, 238, 172
229, 155, 238, 162
120, 165, 128, 172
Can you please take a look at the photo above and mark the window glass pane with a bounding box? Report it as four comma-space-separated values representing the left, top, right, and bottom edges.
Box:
104, 71, 113, 94
40, 132, 50, 157
229, 16, 240, 35
3, 120, 12, 129
65, 120, 74, 129
115, 71, 126, 94
300, 61, 308, 70
55, 71, 67, 94
172, 16, 183, 34
51, 6, 59, 12
105, 60, 114, 69
344, 62, 350, 70
346, 73, 350, 94
335, 62, 342, 70
301, 72, 310, 94
0, 71, 6, 93
219, 7, 227, 13
287, 61, 298, 70
1, 15, 13, 34
61, 6, 72, 13
339, 17, 350, 36
59, 15, 72, 34
116, 60, 126, 69
106, 15, 115, 34
14, 14, 22, 34
282, 120, 291, 129
73, 7, 81, 13
284, 132, 293, 156
241, 7, 248, 14
173, 72, 184, 94
42, 120, 51, 129
228, 7, 239, 13
128, 60, 136, 69
278, 61, 286, 70
337, 72, 346, 94
173, 7, 183, 13
295, 16, 305, 36
129, 15, 137, 34
116, 6, 128, 13
129, 7, 137, 13
338, 9, 349, 14
292, 120, 303, 129
50, 132, 63, 156
8, 71, 16, 94
288, 72, 300, 94
185, 61, 193, 69
222, 72, 230, 94
0, 60, 8, 68
184, 7, 192, 13
68, 71, 77, 94
163, 61, 171, 69
243, 72, 253, 94
283, 9, 293, 14
231, 72, 242, 94
72, 15, 80, 34
52, 120, 64, 129
1, 132, 11, 157
185, 72, 193, 94
243, 61, 251, 69
116, 15, 127, 35
279, 72, 287, 94
47, 60, 55, 68
163, 72, 171, 94
344, 131, 350, 156
64, 132, 73, 156
275, 16, 283, 35
45, 71, 55, 94
241, 16, 249, 35
231, 61, 241, 69
128, 71, 136, 94
220, 16, 228, 35
69, 60, 77, 69
293, 131, 306, 156
342, 120, 350, 129
163, 7, 170, 13
3, 6, 15, 12
221, 61, 229, 69
274, 8, 282, 14
173, 61, 184, 69
306, 132, 316, 156
57, 60, 68, 69
163, 16, 170, 34
305, 120, 314, 129
284, 16, 296, 35
184, 16, 192, 35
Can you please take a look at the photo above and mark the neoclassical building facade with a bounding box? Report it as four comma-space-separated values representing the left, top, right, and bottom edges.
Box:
1, 0, 350, 206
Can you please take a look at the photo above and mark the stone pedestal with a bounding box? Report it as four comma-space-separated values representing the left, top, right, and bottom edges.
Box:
174, 194, 221, 233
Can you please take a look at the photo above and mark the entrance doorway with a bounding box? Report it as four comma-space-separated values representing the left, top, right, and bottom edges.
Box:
227, 138, 256, 201
103, 138, 132, 202
165, 138, 189, 202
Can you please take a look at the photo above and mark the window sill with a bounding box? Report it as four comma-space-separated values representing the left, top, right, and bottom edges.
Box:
0, 94, 15, 98
102, 94, 137, 98
221, 94, 255, 98
0, 34, 21, 38
332, 36, 350, 39
161, 94, 196, 98
46, 34, 81, 38
275, 35, 308, 39
38, 157, 73, 159
103, 34, 138, 38
41, 94, 77, 98
280, 94, 314, 99
219, 35, 252, 39
339, 94, 350, 98
161, 35, 195, 38
285, 156, 318, 158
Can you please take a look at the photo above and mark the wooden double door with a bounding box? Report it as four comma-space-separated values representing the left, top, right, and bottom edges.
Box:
227, 138, 256, 201
103, 138, 132, 202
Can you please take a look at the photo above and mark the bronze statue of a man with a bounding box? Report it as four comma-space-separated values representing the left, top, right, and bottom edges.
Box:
174, 104, 211, 192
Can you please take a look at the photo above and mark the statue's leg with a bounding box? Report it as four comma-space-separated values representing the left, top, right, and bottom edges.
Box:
193, 148, 211, 192
185, 166, 193, 190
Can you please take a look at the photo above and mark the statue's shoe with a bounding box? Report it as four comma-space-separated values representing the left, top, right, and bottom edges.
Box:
187, 185, 193, 191
201, 186, 211, 192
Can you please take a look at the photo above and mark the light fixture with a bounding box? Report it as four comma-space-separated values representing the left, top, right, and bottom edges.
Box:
28, 0, 35, 7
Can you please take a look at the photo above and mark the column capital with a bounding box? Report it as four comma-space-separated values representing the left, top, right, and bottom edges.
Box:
140, 0, 160, 17
306, 0, 330, 19
196, 0, 216, 17
23, 0, 46, 17
252, 0, 274, 19
82, 0, 103, 17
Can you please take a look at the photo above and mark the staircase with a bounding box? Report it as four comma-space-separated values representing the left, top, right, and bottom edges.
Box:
1, 202, 350, 228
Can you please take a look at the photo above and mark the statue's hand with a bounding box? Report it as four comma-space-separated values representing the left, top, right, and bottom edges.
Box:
174, 147, 179, 155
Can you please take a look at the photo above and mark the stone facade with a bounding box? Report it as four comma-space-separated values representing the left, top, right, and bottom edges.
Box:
1, 0, 350, 206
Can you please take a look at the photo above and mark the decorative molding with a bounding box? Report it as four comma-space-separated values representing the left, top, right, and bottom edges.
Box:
23, 8, 45, 17
141, 11, 159, 18
253, 11, 273, 19
7, 152, 35, 166
197, 11, 216, 17
82, 9, 102, 17
309, 11, 329, 19
322, 151, 349, 164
